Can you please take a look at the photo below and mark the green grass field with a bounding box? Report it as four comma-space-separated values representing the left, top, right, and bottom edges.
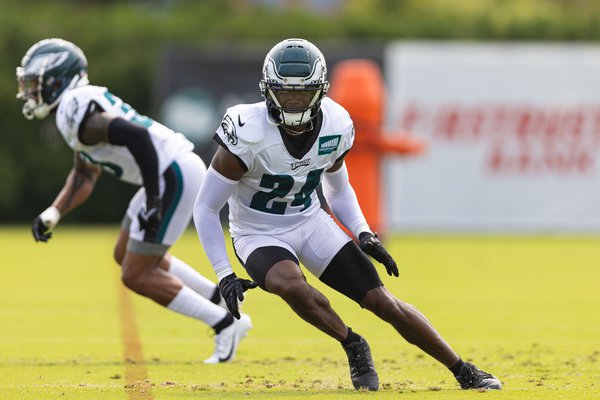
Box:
1, 226, 599, 399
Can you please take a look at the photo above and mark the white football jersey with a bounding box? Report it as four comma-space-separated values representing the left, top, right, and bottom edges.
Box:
215, 97, 355, 236
55, 85, 194, 185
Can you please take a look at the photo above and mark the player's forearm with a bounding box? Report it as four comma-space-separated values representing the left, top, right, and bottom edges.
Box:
194, 204, 233, 280
193, 166, 238, 281
52, 168, 98, 216
323, 164, 371, 238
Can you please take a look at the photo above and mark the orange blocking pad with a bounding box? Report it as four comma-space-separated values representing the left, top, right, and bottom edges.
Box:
328, 59, 426, 235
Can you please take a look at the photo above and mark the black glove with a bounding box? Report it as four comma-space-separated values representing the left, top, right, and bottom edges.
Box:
218, 273, 259, 319
31, 215, 52, 242
138, 195, 163, 235
359, 232, 399, 277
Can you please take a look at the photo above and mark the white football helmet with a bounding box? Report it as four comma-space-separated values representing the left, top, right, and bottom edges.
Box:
260, 38, 329, 132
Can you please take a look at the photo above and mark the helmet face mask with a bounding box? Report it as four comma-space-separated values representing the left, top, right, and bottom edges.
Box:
265, 88, 323, 128
260, 38, 329, 133
16, 38, 88, 120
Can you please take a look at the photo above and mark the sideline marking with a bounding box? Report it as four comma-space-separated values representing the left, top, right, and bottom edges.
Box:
118, 281, 154, 400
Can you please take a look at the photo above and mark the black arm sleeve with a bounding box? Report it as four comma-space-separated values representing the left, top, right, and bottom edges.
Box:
108, 118, 160, 198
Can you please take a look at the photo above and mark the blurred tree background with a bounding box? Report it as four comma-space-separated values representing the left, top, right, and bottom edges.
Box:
3, 0, 600, 223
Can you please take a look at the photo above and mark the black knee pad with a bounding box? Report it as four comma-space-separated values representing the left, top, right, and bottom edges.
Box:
237, 246, 299, 290
319, 241, 383, 303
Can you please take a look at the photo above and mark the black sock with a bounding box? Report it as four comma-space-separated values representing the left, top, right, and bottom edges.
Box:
449, 358, 465, 376
212, 313, 234, 334
210, 288, 222, 305
340, 327, 362, 347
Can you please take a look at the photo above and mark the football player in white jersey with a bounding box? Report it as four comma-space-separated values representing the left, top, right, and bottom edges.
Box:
194, 38, 502, 390
17, 38, 252, 364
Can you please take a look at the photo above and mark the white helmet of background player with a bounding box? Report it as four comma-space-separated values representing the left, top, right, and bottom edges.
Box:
260, 38, 329, 133
16, 38, 89, 120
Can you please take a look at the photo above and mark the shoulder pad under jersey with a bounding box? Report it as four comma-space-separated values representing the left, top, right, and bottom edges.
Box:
320, 97, 355, 155
321, 97, 353, 132
215, 102, 267, 169
217, 103, 266, 145
55, 85, 108, 151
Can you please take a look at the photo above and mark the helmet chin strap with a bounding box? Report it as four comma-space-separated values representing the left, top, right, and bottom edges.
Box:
33, 103, 52, 119
280, 120, 313, 136
22, 98, 37, 120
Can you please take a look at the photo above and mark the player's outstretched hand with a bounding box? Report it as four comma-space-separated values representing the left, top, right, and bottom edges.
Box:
31, 215, 53, 242
138, 195, 163, 235
359, 232, 399, 277
218, 273, 259, 319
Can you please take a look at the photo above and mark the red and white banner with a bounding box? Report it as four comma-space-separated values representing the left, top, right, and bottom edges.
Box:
384, 42, 600, 232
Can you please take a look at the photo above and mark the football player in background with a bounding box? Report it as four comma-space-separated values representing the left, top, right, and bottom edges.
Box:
16, 38, 252, 364
194, 38, 502, 390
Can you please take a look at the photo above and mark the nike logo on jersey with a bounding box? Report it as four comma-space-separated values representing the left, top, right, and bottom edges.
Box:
290, 159, 311, 170
238, 115, 245, 127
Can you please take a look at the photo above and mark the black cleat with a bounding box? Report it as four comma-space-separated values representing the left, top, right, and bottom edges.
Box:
455, 362, 502, 390
343, 336, 379, 391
